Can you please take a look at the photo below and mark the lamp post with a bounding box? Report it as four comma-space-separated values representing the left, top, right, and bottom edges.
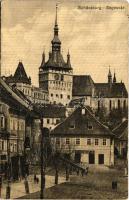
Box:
6, 132, 11, 199
40, 118, 45, 199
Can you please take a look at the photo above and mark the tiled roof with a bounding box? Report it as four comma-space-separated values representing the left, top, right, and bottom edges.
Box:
43, 52, 72, 70
51, 106, 113, 137
112, 119, 128, 140
72, 75, 94, 96
5, 62, 31, 85
95, 83, 128, 98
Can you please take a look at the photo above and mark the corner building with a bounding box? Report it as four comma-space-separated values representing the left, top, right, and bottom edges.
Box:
39, 6, 73, 106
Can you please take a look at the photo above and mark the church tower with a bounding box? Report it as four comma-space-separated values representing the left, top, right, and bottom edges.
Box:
39, 5, 73, 105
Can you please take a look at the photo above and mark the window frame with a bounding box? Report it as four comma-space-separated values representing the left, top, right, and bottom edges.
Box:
103, 138, 106, 146
95, 138, 99, 145
76, 138, 80, 145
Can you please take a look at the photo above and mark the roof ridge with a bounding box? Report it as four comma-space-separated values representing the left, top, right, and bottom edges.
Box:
83, 106, 113, 135
112, 119, 128, 132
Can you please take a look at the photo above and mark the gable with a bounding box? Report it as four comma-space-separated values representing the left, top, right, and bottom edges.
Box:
51, 106, 113, 137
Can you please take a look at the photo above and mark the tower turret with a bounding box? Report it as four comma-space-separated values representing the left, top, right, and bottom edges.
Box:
113, 71, 116, 83
108, 66, 112, 87
67, 50, 71, 68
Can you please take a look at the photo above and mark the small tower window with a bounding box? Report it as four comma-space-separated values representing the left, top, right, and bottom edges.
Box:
66, 138, 70, 145
118, 100, 121, 109
123, 100, 126, 109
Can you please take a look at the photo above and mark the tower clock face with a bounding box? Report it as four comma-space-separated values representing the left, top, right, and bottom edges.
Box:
54, 74, 59, 80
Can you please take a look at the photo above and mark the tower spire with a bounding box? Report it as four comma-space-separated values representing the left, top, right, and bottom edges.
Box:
67, 49, 71, 68
54, 4, 59, 36
51, 4, 61, 52
113, 69, 116, 83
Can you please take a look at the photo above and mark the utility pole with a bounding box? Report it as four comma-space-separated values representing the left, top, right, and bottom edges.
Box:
40, 118, 45, 199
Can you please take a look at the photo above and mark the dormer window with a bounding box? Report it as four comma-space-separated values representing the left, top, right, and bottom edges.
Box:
69, 120, 75, 129
87, 122, 93, 130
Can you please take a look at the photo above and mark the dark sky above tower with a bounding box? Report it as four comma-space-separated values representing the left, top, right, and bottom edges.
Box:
1, 0, 128, 87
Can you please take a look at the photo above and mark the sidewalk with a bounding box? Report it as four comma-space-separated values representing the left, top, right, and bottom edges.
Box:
1, 175, 66, 199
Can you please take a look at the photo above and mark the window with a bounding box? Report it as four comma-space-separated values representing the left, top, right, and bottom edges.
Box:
60, 94, 63, 99
56, 94, 59, 98
118, 100, 120, 109
76, 138, 80, 145
98, 100, 100, 110
47, 119, 50, 124
0, 116, 5, 129
61, 75, 64, 81
87, 122, 93, 130
103, 139, 106, 145
51, 93, 53, 97
56, 138, 60, 145
2, 141, 4, 150
56, 119, 60, 124
123, 100, 126, 109
67, 95, 70, 99
66, 138, 70, 145
69, 121, 75, 129
95, 139, 99, 145
109, 100, 112, 110
87, 138, 91, 145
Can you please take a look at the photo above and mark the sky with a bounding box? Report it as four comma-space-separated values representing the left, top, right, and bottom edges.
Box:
1, 0, 128, 87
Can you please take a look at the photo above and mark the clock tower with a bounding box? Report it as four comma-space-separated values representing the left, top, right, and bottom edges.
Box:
39, 5, 73, 105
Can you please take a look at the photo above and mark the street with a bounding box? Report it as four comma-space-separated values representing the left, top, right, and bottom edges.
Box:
1, 175, 66, 199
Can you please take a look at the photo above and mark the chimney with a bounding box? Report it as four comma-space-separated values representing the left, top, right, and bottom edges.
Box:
81, 108, 86, 115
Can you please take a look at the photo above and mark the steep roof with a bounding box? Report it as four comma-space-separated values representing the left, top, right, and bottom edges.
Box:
13, 62, 31, 84
95, 82, 128, 98
5, 62, 31, 85
43, 52, 72, 70
51, 106, 113, 137
72, 75, 94, 96
112, 119, 128, 140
